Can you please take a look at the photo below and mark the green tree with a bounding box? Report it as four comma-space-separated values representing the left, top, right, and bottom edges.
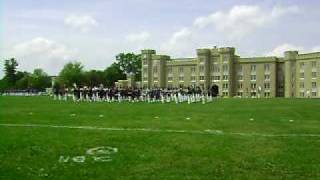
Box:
84, 70, 105, 87
15, 72, 31, 89
116, 53, 141, 81
58, 62, 84, 87
3, 58, 19, 86
104, 63, 126, 87
29, 69, 51, 90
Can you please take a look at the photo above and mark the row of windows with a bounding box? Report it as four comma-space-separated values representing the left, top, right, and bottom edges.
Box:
300, 72, 317, 78
300, 92, 317, 97
236, 92, 271, 97
237, 83, 271, 89
299, 82, 317, 88
300, 61, 317, 69
147, 62, 317, 74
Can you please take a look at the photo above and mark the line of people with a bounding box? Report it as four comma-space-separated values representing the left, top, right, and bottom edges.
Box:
53, 85, 219, 104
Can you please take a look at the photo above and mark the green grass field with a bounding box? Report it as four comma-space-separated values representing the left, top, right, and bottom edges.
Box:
1, 96, 320, 179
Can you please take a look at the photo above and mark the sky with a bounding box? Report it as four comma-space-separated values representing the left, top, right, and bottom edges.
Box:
1, 0, 320, 77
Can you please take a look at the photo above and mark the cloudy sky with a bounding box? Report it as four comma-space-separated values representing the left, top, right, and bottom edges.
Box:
1, 0, 320, 77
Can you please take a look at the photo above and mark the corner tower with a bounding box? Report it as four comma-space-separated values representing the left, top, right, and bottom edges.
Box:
141, 49, 156, 88
284, 51, 298, 97
196, 48, 211, 90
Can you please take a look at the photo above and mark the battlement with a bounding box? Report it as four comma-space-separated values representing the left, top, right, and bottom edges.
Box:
141, 49, 156, 55
196, 49, 211, 56
218, 47, 235, 54
284, 51, 298, 60
151, 54, 170, 60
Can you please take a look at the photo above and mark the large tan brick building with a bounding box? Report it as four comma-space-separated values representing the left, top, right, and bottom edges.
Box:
140, 46, 320, 98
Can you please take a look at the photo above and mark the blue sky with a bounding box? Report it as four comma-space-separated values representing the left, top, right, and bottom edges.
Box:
1, 0, 320, 77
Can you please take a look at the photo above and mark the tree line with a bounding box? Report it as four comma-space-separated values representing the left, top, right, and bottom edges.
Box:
0, 53, 141, 91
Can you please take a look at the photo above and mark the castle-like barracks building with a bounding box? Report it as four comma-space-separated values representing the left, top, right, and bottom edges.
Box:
140, 46, 320, 98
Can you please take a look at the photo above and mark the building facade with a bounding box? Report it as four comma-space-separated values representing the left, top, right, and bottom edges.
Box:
140, 46, 320, 98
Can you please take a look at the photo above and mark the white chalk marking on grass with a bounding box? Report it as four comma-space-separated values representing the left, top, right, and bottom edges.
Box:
1, 123, 320, 138
249, 118, 254, 121
186, 117, 191, 120
72, 156, 86, 163
59, 146, 118, 164
99, 114, 104, 118
70, 114, 76, 117
289, 119, 294, 122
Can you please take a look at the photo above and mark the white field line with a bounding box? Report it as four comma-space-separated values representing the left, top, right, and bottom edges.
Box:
0, 123, 320, 138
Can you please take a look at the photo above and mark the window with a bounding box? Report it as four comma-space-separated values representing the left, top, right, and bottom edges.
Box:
191, 67, 196, 73
179, 67, 184, 73
264, 92, 270, 97
223, 83, 228, 89
167, 66, 172, 74
238, 75, 243, 80
251, 75, 256, 81
143, 60, 148, 65
223, 92, 229, 96
223, 75, 228, 80
191, 76, 196, 81
300, 73, 304, 79
264, 83, 270, 89
237, 92, 243, 96
179, 76, 184, 81
199, 65, 205, 73
238, 83, 243, 89
213, 65, 220, 72
300, 62, 305, 71
153, 66, 158, 73
300, 82, 304, 88
223, 64, 229, 72
238, 65, 243, 73
312, 61, 317, 68
251, 92, 257, 97
300, 92, 304, 97
264, 64, 270, 71
312, 72, 317, 78
212, 76, 220, 80
251, 83, 256, 89
264, 75, 270, 81
312, 82, 317, 88
168, 77, 173, 81
312, 92, 317, 97
143, 71, 147, 77
223, 55, 228, 62
200, 76, 205, 80
251, 64, 256, 71
153, 77, 158, 81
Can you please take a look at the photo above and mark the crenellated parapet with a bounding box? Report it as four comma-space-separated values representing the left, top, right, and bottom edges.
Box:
284, 51, 298, 61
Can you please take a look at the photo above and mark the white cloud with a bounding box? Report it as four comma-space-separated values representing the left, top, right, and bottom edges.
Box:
193, 5, 300, 39
161, 27, 196, 57
312, 46, 320, 52
64, 15, 98, 32
125, 32, 151, 43
168, 28, 192, 45
266, 43, 320, 56
10, 37, 78, 75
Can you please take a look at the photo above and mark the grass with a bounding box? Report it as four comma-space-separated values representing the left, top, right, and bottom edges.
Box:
1, 96, 320, 179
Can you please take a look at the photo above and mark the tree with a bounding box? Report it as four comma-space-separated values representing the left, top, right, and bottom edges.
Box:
3, 58, 19, 85
84, 70, 105, 87
15, 72, 31, 89
58, 62, 84, 87
104, 63, 126, 87
29, 69, 51, 90
116, 53, 141, 81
